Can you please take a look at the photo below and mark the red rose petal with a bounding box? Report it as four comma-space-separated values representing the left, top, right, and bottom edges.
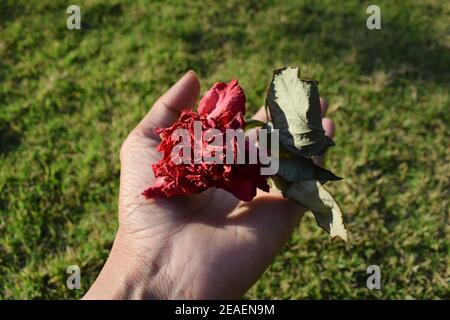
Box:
142, 81, 269, 202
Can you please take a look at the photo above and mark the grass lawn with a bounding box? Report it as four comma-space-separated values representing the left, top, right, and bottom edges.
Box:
0, 0, 449, 299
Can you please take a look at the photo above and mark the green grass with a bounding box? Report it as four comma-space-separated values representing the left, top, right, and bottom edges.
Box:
0, 0, 449, 299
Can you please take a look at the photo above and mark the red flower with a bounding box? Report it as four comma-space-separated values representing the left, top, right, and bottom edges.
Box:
198, 79, 246, 127
142, 80, 269, 201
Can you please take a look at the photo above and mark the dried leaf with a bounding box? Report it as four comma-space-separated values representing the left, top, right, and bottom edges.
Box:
264, 66, 347, 241
278, 156, 342, 184
266, 67, 334, 158
285, 180, 348, 241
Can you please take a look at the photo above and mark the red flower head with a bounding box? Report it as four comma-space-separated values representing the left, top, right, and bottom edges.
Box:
142, 80, 269, 202
198, 79, 246, 127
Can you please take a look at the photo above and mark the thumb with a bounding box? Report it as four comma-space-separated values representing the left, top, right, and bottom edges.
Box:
135, 70, 201, 138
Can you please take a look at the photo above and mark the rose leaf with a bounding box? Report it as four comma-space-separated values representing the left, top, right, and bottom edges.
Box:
265, 66, 334, 158
278, 156, 342, 185
285, 180, 348, 241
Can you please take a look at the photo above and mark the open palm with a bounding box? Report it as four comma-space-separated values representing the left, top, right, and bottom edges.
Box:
85, 71, 334, 299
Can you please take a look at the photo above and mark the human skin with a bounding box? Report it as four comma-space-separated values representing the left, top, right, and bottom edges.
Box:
83, 71, 335, 299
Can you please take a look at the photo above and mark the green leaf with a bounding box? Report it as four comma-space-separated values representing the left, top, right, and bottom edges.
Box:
278, 156, 342, 184
285, 180, 348, 241
265, 66, 334, 158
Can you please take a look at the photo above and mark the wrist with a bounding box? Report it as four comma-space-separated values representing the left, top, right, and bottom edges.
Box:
83, 229, 161, 300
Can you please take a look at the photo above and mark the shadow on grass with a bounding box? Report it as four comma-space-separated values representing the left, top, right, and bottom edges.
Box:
0, 1, 24, 28
82, 2, 124, 31
0, 123, 21, 156
269, 5, 450, 85
163, 2, 450, 87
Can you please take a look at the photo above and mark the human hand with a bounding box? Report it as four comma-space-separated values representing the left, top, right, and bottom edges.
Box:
84, 71, 335, 299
